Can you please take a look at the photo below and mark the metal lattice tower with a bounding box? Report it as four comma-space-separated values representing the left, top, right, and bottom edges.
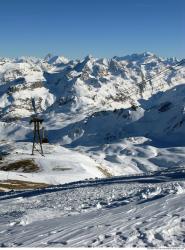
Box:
30, 98, 44, 156
30, 116, 44, 156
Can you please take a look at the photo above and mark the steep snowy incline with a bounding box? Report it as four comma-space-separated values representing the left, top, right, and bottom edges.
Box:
0, 170, 185, 247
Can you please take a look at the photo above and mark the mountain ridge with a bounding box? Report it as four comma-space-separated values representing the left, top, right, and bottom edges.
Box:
0, 52, 184, 121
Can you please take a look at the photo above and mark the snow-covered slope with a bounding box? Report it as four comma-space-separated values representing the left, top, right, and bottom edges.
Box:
45, 53, 69, 65
0, 52, 185, 178
1, 169, 185, 247
0, 56, 54, 120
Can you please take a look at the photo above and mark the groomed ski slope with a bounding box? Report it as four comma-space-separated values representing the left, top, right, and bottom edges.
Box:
0, 169, 185, 247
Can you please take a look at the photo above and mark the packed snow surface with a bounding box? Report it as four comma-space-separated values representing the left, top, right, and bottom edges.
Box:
0, 169, 185, 247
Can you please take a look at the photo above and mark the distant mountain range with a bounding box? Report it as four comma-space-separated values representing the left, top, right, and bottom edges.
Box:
0, 52, 184, 121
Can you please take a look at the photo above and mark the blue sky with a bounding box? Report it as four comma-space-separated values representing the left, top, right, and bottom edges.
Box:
0, 0, 184, 59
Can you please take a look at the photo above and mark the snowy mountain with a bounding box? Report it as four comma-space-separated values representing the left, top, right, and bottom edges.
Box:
0, 52, 185, 247
45, 54, 69, 65
0, 52, 184, 121
0, 52, 185, 176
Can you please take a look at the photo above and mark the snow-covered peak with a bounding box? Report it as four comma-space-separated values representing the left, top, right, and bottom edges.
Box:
84, 54, 94, 60
46, 55, 69, 65
113, 51, 157, 62
14, 56, 41, 64
73, 55, 96, 72
44, 53, 53, 61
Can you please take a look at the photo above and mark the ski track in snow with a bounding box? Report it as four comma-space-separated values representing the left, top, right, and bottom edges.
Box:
0, 172, 185, 247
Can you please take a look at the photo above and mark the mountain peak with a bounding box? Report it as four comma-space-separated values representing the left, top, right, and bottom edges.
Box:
85, 54, 93, 60
113, 51, 156, 62
45, 54, 69, 65
44, 53, 53, 61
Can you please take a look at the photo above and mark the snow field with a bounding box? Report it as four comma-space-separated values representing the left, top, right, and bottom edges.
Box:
0, 175, 185, 247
